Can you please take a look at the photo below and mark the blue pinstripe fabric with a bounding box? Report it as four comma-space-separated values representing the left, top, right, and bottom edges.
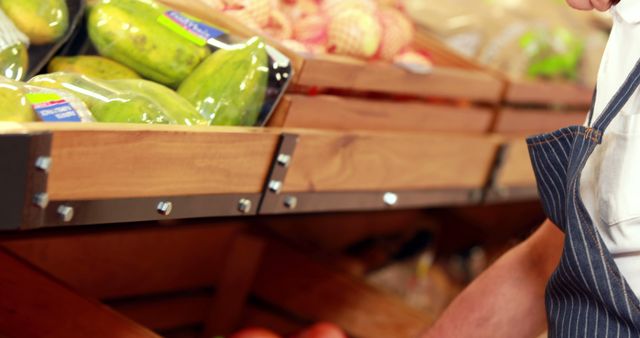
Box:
527, 60, 640, 337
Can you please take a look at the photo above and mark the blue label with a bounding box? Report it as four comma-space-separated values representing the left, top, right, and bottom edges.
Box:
159, 10, 225, 46
33, 100, 82, 122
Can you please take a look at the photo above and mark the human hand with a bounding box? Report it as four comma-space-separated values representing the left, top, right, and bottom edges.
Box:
566, 0, 619, 11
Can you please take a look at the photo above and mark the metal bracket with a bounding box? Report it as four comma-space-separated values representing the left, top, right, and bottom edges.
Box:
0, 133, 52, 230
40, 193, 261, 228
257, 133, 299, 214
259, 188, 481, 215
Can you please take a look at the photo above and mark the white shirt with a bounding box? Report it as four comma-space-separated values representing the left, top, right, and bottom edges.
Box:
581, 1, 640, 297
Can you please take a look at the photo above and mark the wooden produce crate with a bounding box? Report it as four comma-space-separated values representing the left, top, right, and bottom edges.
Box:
0, 123, 280, 229
159, 0, 504, 134
0, 123, 499, 228
261, 129, 498, 214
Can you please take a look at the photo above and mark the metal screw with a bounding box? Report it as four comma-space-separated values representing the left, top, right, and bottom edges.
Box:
238, 198, 252, 214
283, 196, 298, 209
157, 201, 173, 216
35, 156, 52, 173
277, 154, 291, 167
57, 205, 74, 222
32, 193, 49, 209
383, 192, 398, 206
268, 180, 282, 194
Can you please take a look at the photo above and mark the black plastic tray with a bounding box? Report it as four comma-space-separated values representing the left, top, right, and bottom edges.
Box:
26, 0, 85, 79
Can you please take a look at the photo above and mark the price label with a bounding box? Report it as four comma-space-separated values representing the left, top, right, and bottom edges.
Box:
25, 93, 82, 122
158, 10, 225, 47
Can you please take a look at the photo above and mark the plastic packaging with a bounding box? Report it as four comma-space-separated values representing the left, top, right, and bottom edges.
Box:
48, 55, 141, 80
87, 0, 211, 88
0, 8, 29, 81
29, 72, 208, 125
403, 0, 607, 85
0, 0, 69, 45
178, 37, 269, 126
82, 0, 292, 126
0, 76, 94, 122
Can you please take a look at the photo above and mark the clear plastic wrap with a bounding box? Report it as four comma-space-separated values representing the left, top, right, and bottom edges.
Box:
48, 55, 141, 80
82, 0, 292, 126
0, 8, 29, 81
87, 0, 211, 88
0, 0, 69, 45
177, 37, 269, 126
29, 72, 208, 125
403, 0, 607, 85
0, 76, 94, 122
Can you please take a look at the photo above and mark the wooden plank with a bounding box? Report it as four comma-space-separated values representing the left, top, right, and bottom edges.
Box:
277, 95, 493, 133
252, 243, 433, 338
110, 293, 211, 331
495, 139, 536, 189
203, 234, 266, 337
494, 109, 586, 134
507, 81, 593, 107
285, 131, 497, 192
47, 126, 279, 200
0, 249, 159, 338
297, 59, 503, 102
2, 223, 239, 299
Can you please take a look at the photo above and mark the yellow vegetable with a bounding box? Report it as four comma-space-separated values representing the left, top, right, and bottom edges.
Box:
48, 56, 141, 80
0, 0, 69, 45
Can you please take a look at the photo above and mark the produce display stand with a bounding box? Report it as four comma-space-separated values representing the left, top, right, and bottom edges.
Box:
0, 3, 554, 337
0, 122, 497, 229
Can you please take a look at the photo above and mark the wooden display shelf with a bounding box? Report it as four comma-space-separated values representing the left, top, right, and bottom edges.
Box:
506, 80, 593, 108
494, 108, 586, 135
269, 94, 494, 133
0, 123, 279, 229
0, 123, 498, 229
262, 130, 498, 214
485, 136, 538, 202
159, 0, 504, 103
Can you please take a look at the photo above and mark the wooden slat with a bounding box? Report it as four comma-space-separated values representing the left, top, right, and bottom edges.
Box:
275, 95, 493, 133
252, 243, 433, 338
298, 60, 503, 102
46, 125, 279, 200
494, 109, 586, 134
111, 293, 211, 331
285, 131, 497, 192
0, 249, 159, 338
203, 234, 266, 337
495, 139, 536, 189
507, 81, 593, 107
2, 223, 239, 299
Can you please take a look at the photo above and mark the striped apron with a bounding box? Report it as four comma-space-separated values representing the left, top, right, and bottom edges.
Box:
527, 61, 640, 337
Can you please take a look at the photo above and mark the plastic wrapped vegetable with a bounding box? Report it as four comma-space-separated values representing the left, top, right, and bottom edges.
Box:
29, 72, 208, 125
48, 56, 141, 80
178, 37, 269, 126
0, 0, 69, 45
0, 9, 29, 81
87, 0, 210, 88
0, 76, 94, 122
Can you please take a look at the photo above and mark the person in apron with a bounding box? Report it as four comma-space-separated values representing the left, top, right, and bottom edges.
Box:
420, 1, 640, 337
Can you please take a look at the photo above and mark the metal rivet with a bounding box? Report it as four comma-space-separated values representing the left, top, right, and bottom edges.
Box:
283, 196, 298, 209
268, 180, 282, 194
238, 198, 252, 214
383, 192, 398, 206
33, 193, 49, 209
57, 205, 74, 222
157, 201, 173, 216
277, 154, 291, 167
35, 156, 52, 173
